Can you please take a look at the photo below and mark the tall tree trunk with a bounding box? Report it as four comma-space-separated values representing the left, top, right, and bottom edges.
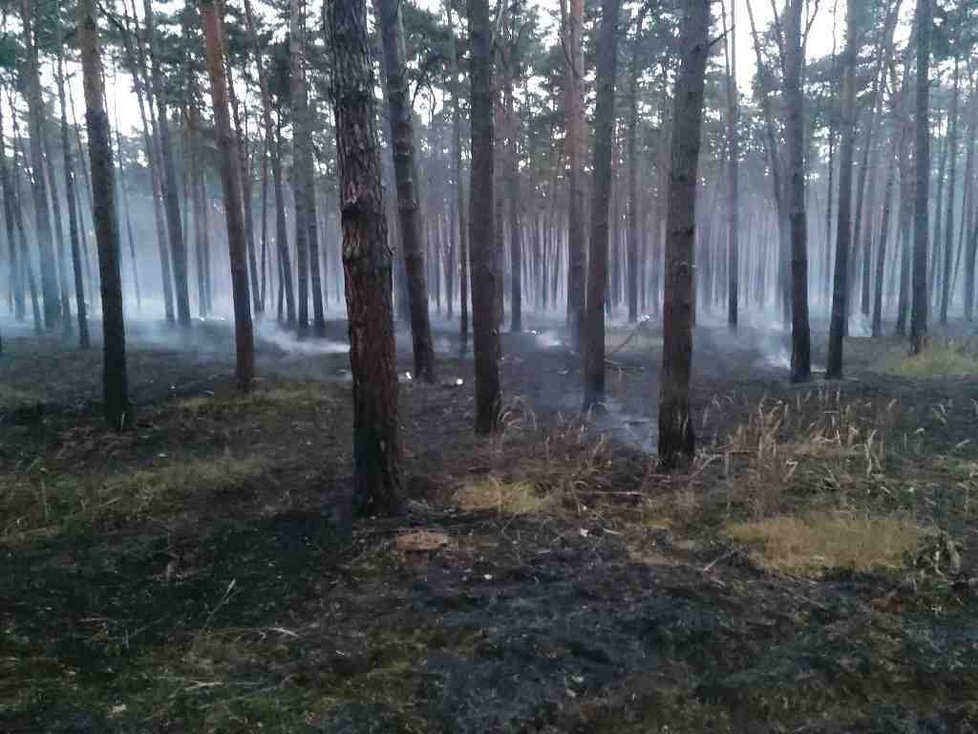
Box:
223, 53, 263, 317
112, 101, 141, 313
582, 0, 623, 410
330, 0, 403, 513
79, 0, 130, 428
785, 0, 812, 382
19, 0, 61, 329
0, 93, 31, 328
142, 0, 191, 324
445, 0, 468, 347
57, 43, 90, 348
895, 124, 915, 336
827, 0, 858, 378
562, 0, 586, 342
376, 0, 436, 381
41, 132, 73, 329
502, 14, 523, 334
467, 0, 502, 433
243, 0, 295, 324
873, 126, 902, 336
626, 10, 646, 324
910, 0, 931, 354
722, 0, 739, 327
290, 0, 312, 335
119, 1, 174, 322
201, 0, 255, 390
658, 0, 709, 470
940, 57, 961, 324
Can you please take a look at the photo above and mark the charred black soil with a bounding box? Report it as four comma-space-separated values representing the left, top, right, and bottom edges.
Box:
3, 319, 978, 732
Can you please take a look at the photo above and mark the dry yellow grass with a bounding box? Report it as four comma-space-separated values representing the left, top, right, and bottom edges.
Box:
396, 529, 451, 552
452, 478, 550, 516
0, 383, 41, 409
890, 341, 978, 378
103, 455, 268, 513
726, 512, 926, 576
177, 384, 331, 415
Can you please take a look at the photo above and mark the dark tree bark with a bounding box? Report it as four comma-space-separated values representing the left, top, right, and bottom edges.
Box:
827, 0, 858, 378
722, 0, 739, 327
910, 0, 931, 355
445, 0, 469, 348
467, 0, 502, 433
784, 0, 811, 383
872, 148, 898, 337
78, 0, 130, 429
330, 0, 403, 513
561, 0, 586, 342
895, 129, 914, 335
626, 9, 646, 325
57, 42, 90, 349
19, 0, 61, 329
658, 0, 710, 470
201, 0, 255, 391
582, 0, 623, 410
221, 51, 262, 317
376, 0, 436, 381
290, 0, 312, 335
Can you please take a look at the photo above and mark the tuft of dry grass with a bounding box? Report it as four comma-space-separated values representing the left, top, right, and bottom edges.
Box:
102, 455, 268, 514
726, 512, 926, 576
0, 383, 42, 409
721, 389, 897, 517
889, 341, 978, 378
1, 455, 269, 542
452, 477, 551, 516
176, 384, 333, 415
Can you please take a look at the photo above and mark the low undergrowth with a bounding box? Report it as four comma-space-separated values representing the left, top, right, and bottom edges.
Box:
726, 512, 927, 576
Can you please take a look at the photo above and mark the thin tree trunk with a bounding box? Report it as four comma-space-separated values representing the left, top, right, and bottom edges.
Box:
79, 0, 130, 428
376, 0, 436, 381
626, 9, 646, 325
940, 57, 961, 324
119, 0, 174, 322
201, 0, 255, 390
582, 0, 623, 409
562, 0, 586, 342
0, 94, 36, 331
910, 0, 931, 354
330, 0, 403, 512
57, 42, 90, 348
19, 0, 61, 328
243, 0, 294, 324
501, 13, 523, 334
658, 0, 709, 470
41, 132, 73, 329
785, 0, 811, 382
827, 0, 858, 378
722, 0, 739, 327
467, 0, 502, 433
873, 132, 901, 336
142, 0, 191, 324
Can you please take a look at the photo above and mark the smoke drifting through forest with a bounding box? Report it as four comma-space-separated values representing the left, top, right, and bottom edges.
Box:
1, 0, 976, 491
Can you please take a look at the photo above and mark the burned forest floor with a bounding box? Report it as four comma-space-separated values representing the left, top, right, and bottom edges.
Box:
4, 315, 978, 732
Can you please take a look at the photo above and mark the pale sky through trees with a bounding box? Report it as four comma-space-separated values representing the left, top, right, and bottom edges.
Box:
24, 0, 853, 141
